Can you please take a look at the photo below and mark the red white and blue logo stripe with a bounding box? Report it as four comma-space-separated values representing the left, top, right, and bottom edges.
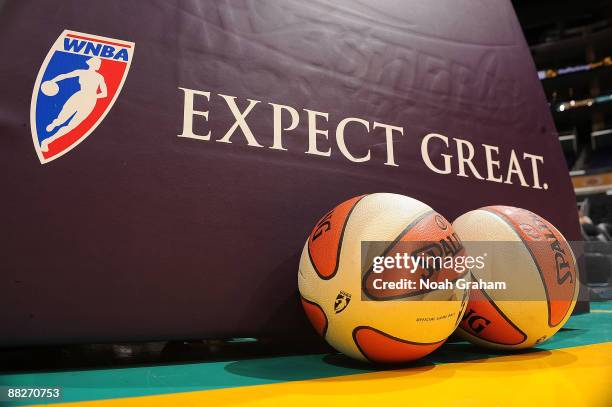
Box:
30, 30, 134, 164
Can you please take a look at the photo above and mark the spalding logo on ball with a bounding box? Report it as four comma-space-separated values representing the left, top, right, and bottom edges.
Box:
298, 193, 469, 363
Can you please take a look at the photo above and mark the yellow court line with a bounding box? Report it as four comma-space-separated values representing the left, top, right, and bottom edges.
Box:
47, 342, 612, 407
591, 309, 612, 313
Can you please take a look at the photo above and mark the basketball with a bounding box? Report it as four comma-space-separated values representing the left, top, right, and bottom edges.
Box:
298, 193, 469, 363
453, 206, 579, 350
41, 80, 59, 96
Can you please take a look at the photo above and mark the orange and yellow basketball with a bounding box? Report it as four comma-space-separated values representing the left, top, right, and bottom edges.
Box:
453, 206, 579, 349
298, 193, 469, 363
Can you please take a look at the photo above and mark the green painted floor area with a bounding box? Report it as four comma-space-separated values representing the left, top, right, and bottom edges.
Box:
1, 302, 611, 406
590, 301, 612, 311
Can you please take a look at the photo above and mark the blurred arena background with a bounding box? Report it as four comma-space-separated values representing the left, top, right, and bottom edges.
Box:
513, 0, 612, 300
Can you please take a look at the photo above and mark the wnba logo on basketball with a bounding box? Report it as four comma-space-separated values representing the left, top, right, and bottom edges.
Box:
30, 30, 135, 164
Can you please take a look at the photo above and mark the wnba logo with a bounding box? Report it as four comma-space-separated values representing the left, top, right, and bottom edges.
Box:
30, 30, 135, 164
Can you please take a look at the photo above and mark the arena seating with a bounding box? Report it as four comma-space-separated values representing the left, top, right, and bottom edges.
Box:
581, 221, 612, 300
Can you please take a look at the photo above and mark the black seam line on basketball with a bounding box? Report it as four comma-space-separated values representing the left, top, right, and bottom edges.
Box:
308, 195, 367, 281
462, 286, 528, 345
481, 207, 558, 328
352, 326, 445, 363
360, 209, 440, 301
301, 297, 328, 339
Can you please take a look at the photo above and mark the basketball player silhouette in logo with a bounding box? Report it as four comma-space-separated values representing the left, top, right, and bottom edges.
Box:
40, 57, 107, 152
